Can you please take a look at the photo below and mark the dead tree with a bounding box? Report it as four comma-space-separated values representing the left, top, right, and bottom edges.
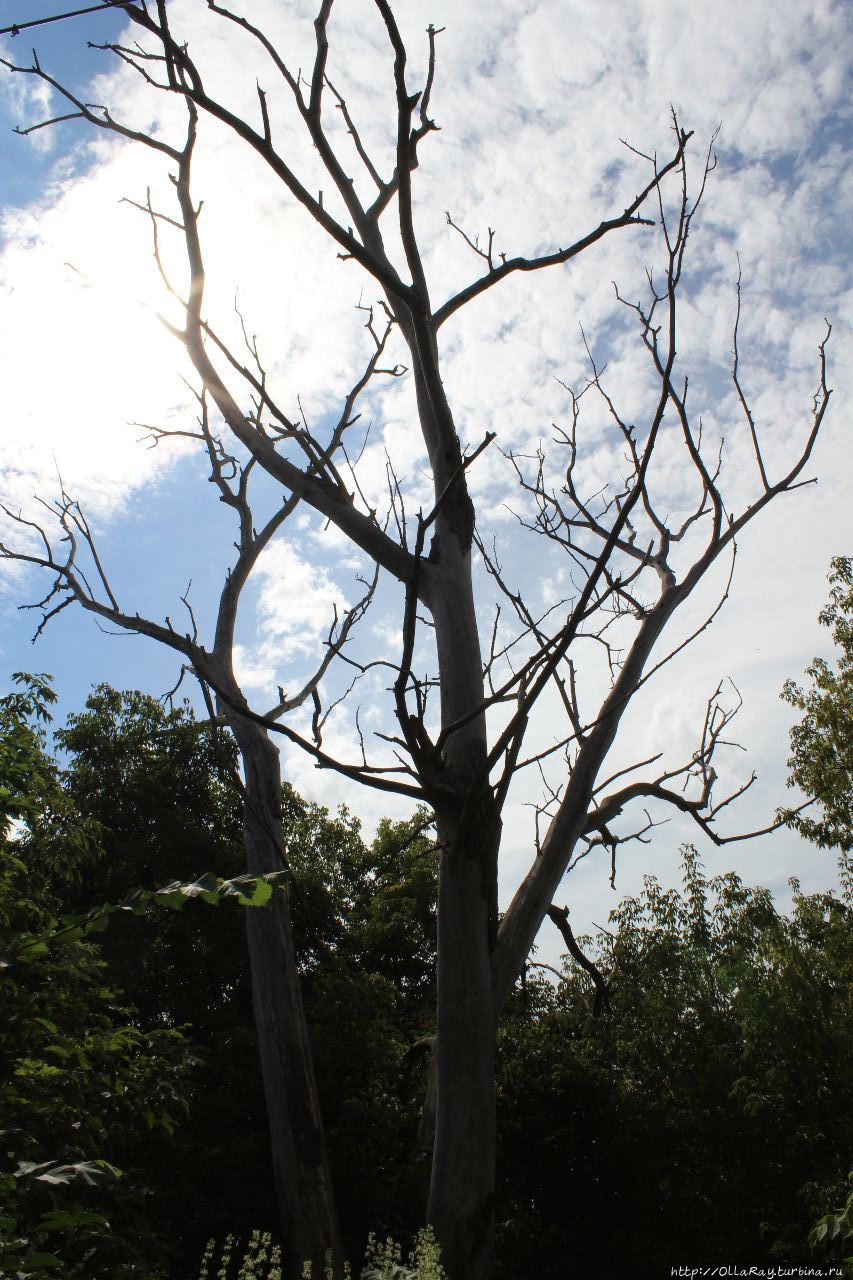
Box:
1, 4, 831, 1278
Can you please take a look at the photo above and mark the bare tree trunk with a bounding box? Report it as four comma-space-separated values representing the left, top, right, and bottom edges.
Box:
429, 806, 498, 1280
232, 716, 343, 1279
424, 497, 500, 1280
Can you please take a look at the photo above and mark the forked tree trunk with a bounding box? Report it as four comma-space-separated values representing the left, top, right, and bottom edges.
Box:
231, 716, 343, 1279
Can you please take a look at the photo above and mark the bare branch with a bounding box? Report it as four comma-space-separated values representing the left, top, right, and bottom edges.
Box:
547, 905, 609, 1016
434, 127, 693, 328
0, 3, 135, 38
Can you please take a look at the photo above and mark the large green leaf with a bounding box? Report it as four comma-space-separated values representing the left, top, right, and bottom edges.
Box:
5, 869, 290, 966
13, 1159, 121, 1186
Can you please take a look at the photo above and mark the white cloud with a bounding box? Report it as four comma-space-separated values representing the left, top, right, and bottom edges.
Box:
232, 539, 351, 696
0, 37, 56, 153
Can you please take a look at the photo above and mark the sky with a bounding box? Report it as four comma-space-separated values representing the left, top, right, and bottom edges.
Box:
0, 0, 851, 961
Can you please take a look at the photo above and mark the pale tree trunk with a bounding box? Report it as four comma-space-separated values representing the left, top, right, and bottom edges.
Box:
423, 485, 501, 1280
390, 305, 502, 1276
429, 805, 499, 1280
231, 715, 343, 1279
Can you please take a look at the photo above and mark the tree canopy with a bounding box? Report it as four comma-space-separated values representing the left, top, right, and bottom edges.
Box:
0, 677, 196, 1278
782, 556, 853, 855
3, 677, 851, 1277
497, 847, 853, 1277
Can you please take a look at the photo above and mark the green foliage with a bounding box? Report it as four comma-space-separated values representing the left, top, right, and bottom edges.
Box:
45, 687, 281, 1271
13, 672, 848, 1277
2, 678, 439, 1275
53, 685, 249, 1031
300, 1259, 350, 1280
0, 673, 59, 832
0, 1166, 118, 1278
197, 1230, 283, 1279
281, 789, 436, 1009
810, 1172, 853, 1273
194, 1227, 446, 1280
360, 1229, 445, 1280
0, 675, 195, 1278
495, 846, 853, 1278
1, 867, 290, 970
292, 803, 437, 1248
781, 555, 853, 852
39, 687, 439, 1270
193, 1227, 445, 1280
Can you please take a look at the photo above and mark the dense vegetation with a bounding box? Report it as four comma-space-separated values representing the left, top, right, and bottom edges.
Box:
498, 852, 852, 1276
0, 677, 196, 1278
1, 561, 851, 1277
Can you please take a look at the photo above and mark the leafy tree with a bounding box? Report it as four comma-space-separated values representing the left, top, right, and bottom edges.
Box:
49, 687, 439, 1270
293, 805, 438, 1248
7, 677, 850, 1277
0, 676, 195, 1278
810, 1172, 853, 1273
54, 686, 248, 1033
495, 848, 853, 1278
50, 687, 282, 1272
781, 556, 853, 853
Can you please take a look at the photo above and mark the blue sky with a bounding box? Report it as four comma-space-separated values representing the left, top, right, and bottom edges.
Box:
1, 0, 851, 950
0, 2, 131, 204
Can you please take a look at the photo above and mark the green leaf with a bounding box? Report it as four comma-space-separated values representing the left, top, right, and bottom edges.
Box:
14, 1159, 121, 1187
38, 1208, 110, 1232
44, 1044, 71, 1060
237, 878, 274, 907
5, 870, 289, 966
82, 913, 110, 934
